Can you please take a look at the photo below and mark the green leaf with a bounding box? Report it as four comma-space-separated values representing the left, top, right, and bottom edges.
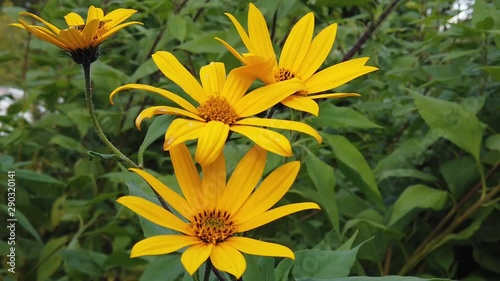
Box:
481, 66, 500, 81
138, 114, 174, 163
87, 151, 116, 160
167, 14, 188, 42
412, 93, 484, 161
177, 31, 231, 54
130, 58, 159, 82
37, 236, 68, 281
293, 243, 363, 279
316, 277, 444, 281
275, 259, 294, 281
59, 249, 106, 275
389, 184, 448, 225
485, 134, 500, 152
305, 152, 340, 234
49, 135, 86, 153
314, 103, 383, 130
0, 204, 42, 242
324, 134, 383, 208
16, 169, 64, 186
139, 254, 184, 281
439, 157, 480, 198
377, 169, 438, 183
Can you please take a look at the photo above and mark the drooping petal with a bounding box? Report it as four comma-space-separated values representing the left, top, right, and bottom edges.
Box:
235, 118, 322, 143
236, 202, 320, 232
163, 119, 205, 151
233, 79, 305, 117
225, 237, 294, 259
248, 3, 275, 58
19, 11, 61, 34
117, 196, 194, 235
181, 243, 213, 275
14, 20, 68, 49
64, 12, 85, 26
200, 62, 225, 97
110, 84, 199, 114
214, 37, 246, 64
169, 143, 204, 212
280, 95, 319, 116
152, 51, 207, 104
221, 145, 266, 215
135, 106, 204, 130
279, 12, 314, 74
102, 8, 137, 29
232, 162, 300, 223
305, 58, 378, 94
195, 121, 230, 166
129, 168, 194, 220
59, 27, 85, 49
308, 92, 361, 100
210, 243, 246, 279
131, 235, 201, 257
230, 125, 292, 157
201, 151, 226, 210
296, 23, 338, 80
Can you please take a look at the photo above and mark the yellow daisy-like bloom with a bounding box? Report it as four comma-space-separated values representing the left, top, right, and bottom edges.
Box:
110, 51, 322, 166
216, 3, 379, 116
118, 144, 320, 278
10, 5, 142, 64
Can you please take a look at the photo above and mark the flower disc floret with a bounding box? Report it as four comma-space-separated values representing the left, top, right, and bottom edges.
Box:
198, 96, 238, 124
192, 210, 235, 244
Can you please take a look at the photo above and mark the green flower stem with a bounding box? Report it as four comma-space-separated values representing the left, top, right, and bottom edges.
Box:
82, 62, 171, 212
82, 62, 139, 169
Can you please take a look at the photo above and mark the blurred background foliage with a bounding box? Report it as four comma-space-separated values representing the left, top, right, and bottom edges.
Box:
0, 0, 499, 280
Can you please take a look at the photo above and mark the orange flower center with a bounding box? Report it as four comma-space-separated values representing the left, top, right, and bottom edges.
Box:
191, 210, 235, 244
274, 68, 308, 96
197, 96, 238, 124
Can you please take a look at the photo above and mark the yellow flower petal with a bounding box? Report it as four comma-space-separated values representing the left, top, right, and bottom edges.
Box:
296, 23, 338, 80
234, 79, 305, 117
95, 21, 143, 44
64, 12, 85, 26
14, 21, 67, 49
81, 19, 99, 47
221, 145, 266, 215
232, 162, 300, 224
221, 63, 260, 104
248, 3, 275, 59
279, 12, 314, 73
102, 8, 138, 29
235, 117, 322, 143
280, 95, 319, 116
169, 143, 204, 212
195, 121, 229, 166
181, 243, 213, 275
152, 51, 207, 104
86, 6, 103, 23
117, 196, 194, 235
201, 151, 226, 210
59, 27, 85, 49
214, 37, 246, 64
225, 237, 294, 259
163, 119, 205, 151
200, 62, 225, 97
109, 84, 198, 114
237, 202, 320, 232
210, 243, 246, 279
308, 92, 361, 100
224, 12, 254, 53
131, 235, 201, 257
19, 11, 61, 34
129, 168, 194, 220
135, 106, 204, 130
230, 125, 292, 157
305, 58, 379, 94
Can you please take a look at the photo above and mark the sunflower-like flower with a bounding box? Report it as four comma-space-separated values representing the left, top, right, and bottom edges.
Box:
118, 144, 320, 278
10, 5, 142, 64
216, 3, 379, 116
110, 51, 321, 166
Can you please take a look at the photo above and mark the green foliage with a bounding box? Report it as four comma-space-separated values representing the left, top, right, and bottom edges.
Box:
1, 0, 499, 280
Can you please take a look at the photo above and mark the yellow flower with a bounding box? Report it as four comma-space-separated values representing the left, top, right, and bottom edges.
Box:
110, 51, 321, 166
118, 144, 320, 278
10, 5, 142, 64
216, 3, 379, 116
